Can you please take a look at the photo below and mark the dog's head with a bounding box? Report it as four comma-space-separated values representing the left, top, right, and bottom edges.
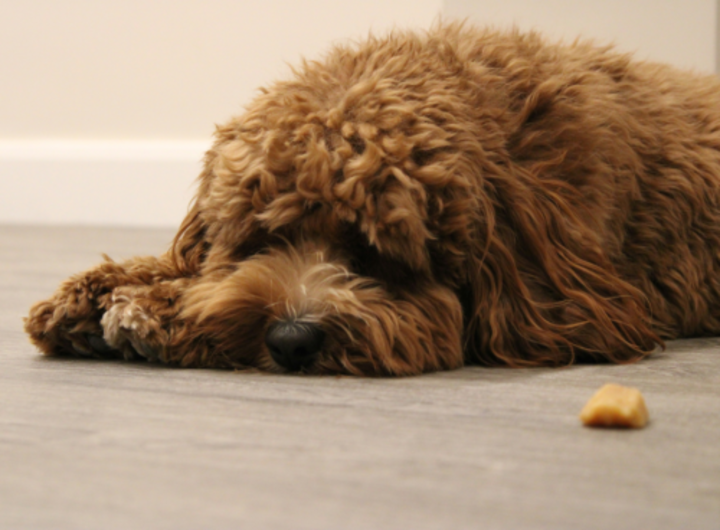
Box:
170, 35, 499, 375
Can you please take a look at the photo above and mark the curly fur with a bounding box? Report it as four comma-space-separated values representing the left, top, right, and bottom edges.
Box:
24, 23, 720, 375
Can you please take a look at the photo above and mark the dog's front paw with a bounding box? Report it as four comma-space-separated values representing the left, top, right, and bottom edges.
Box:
24, 259, 135, 357
101, 289, 165, 362
25, 289, 108, 358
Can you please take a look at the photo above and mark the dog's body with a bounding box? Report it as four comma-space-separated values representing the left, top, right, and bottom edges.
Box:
25, 24, 720, 375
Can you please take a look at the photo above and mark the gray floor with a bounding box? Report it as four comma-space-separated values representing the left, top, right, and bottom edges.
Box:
1, 225, 718, 530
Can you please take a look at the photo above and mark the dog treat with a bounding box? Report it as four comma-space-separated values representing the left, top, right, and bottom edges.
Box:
579, 383, 649, 428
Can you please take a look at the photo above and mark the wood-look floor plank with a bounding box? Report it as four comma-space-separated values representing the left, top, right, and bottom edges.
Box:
1, 225, 718, 529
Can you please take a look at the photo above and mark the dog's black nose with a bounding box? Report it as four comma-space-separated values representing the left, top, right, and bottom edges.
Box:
265, 321, 324, 371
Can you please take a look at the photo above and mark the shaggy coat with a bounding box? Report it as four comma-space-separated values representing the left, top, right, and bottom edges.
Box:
24, 24, 720, 375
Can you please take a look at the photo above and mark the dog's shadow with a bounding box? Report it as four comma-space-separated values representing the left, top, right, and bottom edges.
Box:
31, 343, 680, 383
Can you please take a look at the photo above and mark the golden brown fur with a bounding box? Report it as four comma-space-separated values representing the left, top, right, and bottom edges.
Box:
24, 24, 720, 375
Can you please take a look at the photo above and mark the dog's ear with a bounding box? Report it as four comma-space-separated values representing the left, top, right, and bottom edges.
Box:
170, 159, 214, 275
171, 132, 268, 273
464, 165, 661, 366
170, 201, 207, 275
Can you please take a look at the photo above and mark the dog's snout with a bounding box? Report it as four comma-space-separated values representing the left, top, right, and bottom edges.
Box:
265, 321, 324, 371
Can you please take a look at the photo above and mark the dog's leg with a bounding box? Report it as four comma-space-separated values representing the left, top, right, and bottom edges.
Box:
24, 255, 186, 360
98, 271, 238, 368
98, 279, 199, 364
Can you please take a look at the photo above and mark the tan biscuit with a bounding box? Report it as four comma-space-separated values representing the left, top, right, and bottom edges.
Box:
580, 383, 649, 428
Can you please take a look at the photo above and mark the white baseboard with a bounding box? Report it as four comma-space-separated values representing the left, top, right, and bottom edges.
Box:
0, 140, 211, 227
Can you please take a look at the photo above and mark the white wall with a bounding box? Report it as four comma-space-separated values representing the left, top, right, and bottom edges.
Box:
0, 0, 443, 141
0, 0, 442, 227
445, 0, 717, 73
1, 0, 718, 227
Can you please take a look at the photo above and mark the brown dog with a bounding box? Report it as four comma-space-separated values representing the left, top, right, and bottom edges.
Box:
24, 24, 720, 375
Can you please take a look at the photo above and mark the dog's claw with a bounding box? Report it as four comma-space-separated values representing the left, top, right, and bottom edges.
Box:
70, 337, 93, 357
69, 333, 118, 359
86, 333, 114, 354
129, 338, 160, 362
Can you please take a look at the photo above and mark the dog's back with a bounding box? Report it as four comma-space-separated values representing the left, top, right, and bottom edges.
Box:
451, 27, 720, 340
